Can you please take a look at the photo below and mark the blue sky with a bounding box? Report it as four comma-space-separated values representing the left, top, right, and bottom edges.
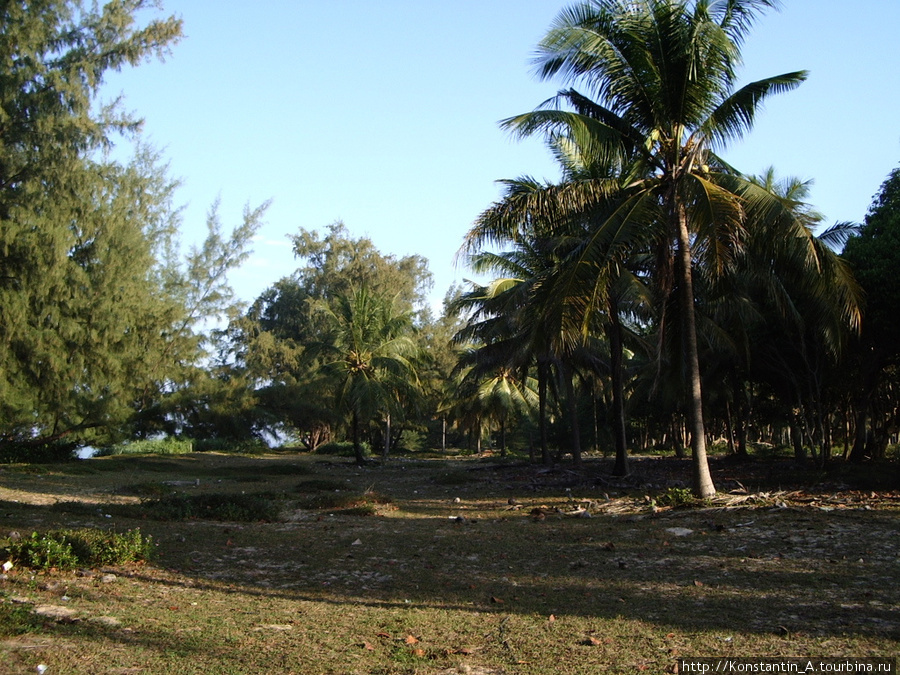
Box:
102, 1, 900, 313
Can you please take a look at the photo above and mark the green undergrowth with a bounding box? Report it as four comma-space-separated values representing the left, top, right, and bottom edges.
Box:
294, 489, 393, 514
3, 528, 153, 571
139, 492, 283, 522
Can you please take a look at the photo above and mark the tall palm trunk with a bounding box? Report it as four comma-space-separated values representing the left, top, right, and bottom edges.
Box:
352, 411, 365, 466
562, 362, 582, 467
537, 357, 551, 465
607, 293, 629, 476
674, 202, 716, 497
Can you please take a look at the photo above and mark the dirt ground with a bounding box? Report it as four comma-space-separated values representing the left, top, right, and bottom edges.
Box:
0, 452, 897, 674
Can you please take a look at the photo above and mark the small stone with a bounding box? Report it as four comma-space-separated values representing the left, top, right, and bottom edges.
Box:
33, 605, 78, 622
100, 574, 117, 584
665, 527, 694, 537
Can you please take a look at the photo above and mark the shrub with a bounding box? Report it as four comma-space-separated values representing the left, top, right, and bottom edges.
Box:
191, 437, 270, 454
97, 437, 193, 457
656, 487, 697, 508
396, 430, 425, 453
295, 490, 391, 513
314, 441, 370, 458
139, 493, 281, 522
4, 528, 154, 571
0, 440, 77, 464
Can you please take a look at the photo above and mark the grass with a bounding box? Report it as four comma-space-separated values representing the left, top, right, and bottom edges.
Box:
0, 451, 897, 674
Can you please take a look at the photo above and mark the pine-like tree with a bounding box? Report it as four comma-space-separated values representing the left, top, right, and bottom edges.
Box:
0, 1, 186, 454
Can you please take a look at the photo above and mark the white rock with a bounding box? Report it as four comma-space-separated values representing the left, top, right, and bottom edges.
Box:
664, 527, 694, 537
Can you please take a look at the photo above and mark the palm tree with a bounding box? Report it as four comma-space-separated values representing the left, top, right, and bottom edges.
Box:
315, 287, 420, 465
722, 171, 860, 464
497, 0, 807, 496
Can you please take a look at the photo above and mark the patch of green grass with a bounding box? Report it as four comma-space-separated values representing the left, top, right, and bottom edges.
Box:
139, 492, 282, 522
0, 602, 43, 637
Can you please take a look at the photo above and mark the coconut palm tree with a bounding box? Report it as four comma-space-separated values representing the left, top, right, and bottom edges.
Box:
453, 244, 563, 464
494, 0, 808, 496
315, 287, 420, 465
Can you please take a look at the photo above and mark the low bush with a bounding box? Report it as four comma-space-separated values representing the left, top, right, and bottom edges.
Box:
191, 438, 270, 454
139, 493, 281, 522
0, 440, 77, 464
295, 490, 391, 514
3, 528, 154, 571
314, 441, 370, 458
98, 437, 194, 457
656, 486, 698, 508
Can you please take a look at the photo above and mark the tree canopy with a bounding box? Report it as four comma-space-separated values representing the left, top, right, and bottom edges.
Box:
0, 1, 265, 456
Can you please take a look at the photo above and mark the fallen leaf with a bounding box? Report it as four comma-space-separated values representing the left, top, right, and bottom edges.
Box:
376, 632, 391, 639
411, 648, 426, 657
548, 614, 556, 623
361, 641, 375, 651
584, 636, 603, 646
693, 580, 704, 587
490, 596, 504, 604
404, 635, 419, 645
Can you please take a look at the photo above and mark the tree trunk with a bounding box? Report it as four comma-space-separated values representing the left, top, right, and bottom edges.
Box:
724, 401, 736, 455
675, 203, 716, 497
672, 417, 686, 459
538, 358, 551, 465
734, 392, 748, 457
352, 412, 365, 466
849, 407, 869, 463
563, 364, 582, 467
383, 413, 391, 460
608, 294, 629, 476
790, 412, 807, 462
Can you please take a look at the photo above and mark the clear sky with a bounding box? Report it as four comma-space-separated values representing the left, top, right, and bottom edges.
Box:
101, 0, 900, 313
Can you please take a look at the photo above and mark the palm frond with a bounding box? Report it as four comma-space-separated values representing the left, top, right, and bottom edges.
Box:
701, 71, 807, 149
